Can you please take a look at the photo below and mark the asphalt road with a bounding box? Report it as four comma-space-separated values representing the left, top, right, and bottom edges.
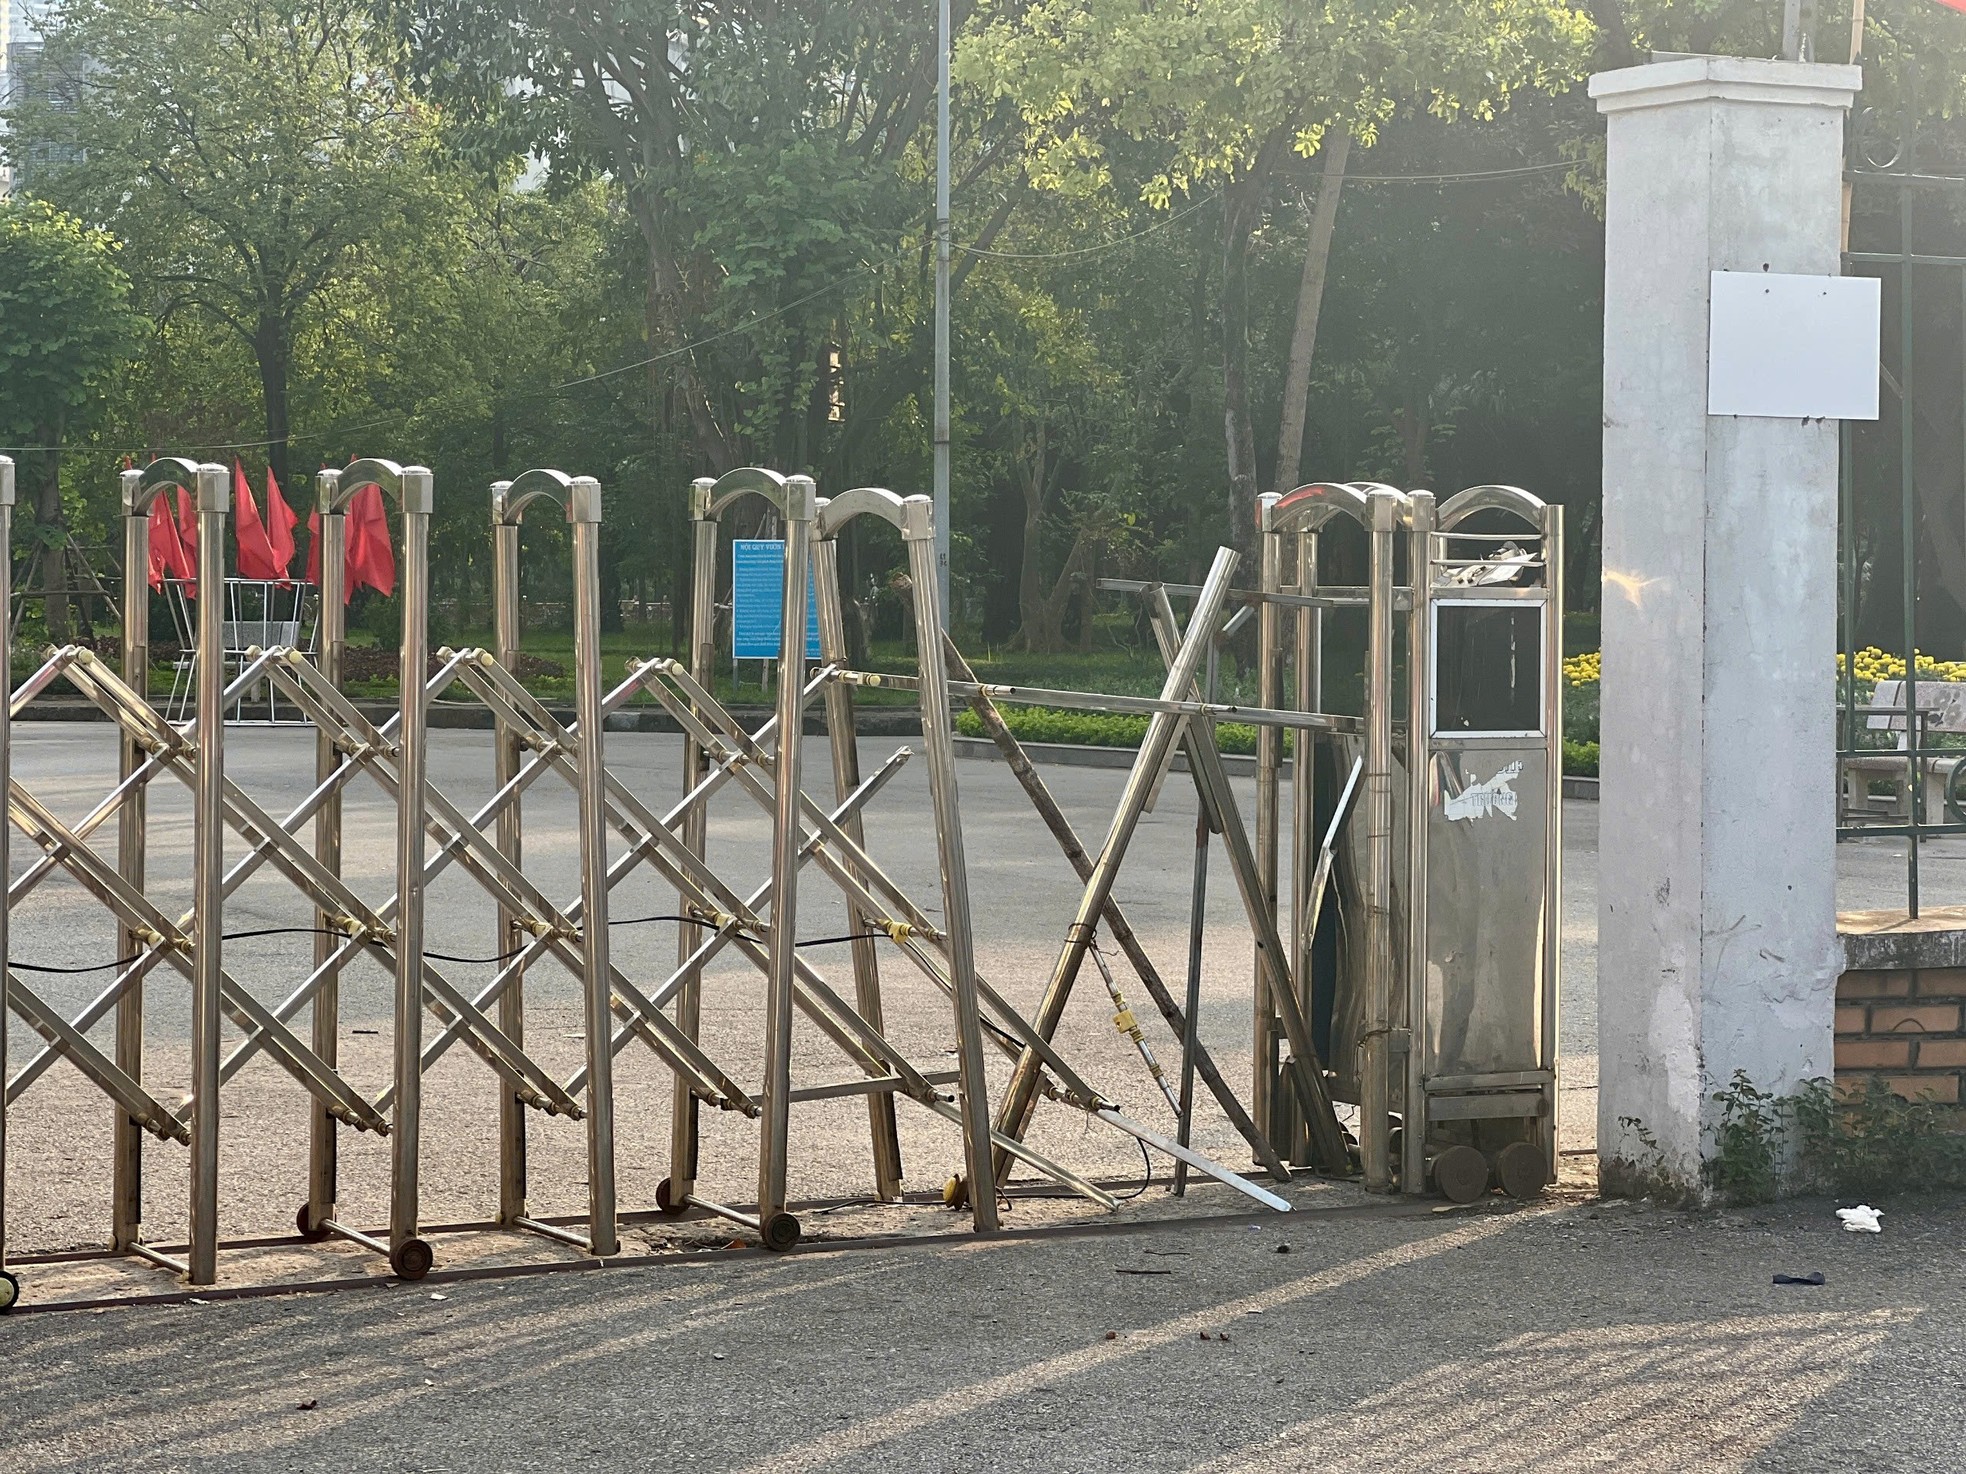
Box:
2, 1186, 1962, 1473
3, 725, 1963, 1471
3, 723, 1956, 1254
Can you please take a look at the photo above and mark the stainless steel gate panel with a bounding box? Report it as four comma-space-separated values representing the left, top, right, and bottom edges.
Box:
1423, 744, 1550, 1081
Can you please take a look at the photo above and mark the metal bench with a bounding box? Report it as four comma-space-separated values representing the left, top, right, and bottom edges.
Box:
1841, 678, 1966, 822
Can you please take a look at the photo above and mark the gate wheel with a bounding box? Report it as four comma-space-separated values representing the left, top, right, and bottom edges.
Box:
761, 1213, 802, 1253
0, 1269, 19, 1314
1495, 1140, 1549, 1201
1431, 1145, 1490, 1204
390, 1237, 434, 1281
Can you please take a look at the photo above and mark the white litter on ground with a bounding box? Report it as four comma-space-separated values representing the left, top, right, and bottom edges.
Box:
1836, 1205, 1884, 1233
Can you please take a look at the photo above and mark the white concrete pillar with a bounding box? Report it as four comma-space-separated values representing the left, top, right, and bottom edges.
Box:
1591, 57, 1862, 1196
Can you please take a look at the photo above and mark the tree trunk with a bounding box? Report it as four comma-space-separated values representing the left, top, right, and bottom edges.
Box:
1395, 387, 1430, 487
1273, 132, 1351, 495
1011, 417, 1051, 647
1014, 526, 1095, 653
1221, 179, 1262, 563
639, 212, 734, 476
490, 372, 508, 473
253, 311, 293, 492
1075, 538, 1100, 652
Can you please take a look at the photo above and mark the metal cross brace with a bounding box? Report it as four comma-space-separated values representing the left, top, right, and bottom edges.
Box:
1142, 587, 1351, 1172
6, 650, 387, 1134
625, 657, 1290, 1213
480, 655, 1124, 1210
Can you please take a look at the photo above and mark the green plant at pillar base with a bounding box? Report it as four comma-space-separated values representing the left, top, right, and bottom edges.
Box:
1699, 1071, 1966, 1205
1702, 1070, 1785, 1203
1789, 1078, 1966, 1200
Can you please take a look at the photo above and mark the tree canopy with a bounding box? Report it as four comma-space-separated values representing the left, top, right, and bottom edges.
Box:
0, 0, 1961, 653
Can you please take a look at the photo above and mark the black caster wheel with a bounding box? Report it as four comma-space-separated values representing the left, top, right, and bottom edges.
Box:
760, 1212, 802, 1253
655, 1178, 690, 1219
1495, 1140, 1550, 1201
0, 1269, 19, 1314
1431, 1144, 1490, 1204
389, 1237, 434, 1281
295, 1204, 331, 1242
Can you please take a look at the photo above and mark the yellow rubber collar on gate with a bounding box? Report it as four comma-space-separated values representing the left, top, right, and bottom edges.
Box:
883, 920, 914, 943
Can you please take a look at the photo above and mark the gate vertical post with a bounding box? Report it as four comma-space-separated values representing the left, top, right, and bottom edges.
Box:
757, 475, 816, 1226
1287, 527, 1321, 1165
112, 467, 150, 1250
1359, 486, 1400, 1194
667, 478, 717, 1205
1252, 496, 1286, 1153
1591, 58, 1860, 1195
0, 458, 13, 1286
1541, 502, 1566, 1180
489, 485, 527, 1225
901, 496, 998, 1230
187, 461, 228, 1285
1401, 491, 1436, 1196
810, 530, 904, 1200
305, 475, 348, 1236
390, 467, 435, 1262
567, 477, 619, 1256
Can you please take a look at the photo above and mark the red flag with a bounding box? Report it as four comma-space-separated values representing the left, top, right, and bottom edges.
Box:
174, 486, 200, 595
233, 460, 283, 581
306, 507, 322, 587
264, 468, 298, 582
1934, 0, 1966, 13
347, 483, 396, 597
146, 496, 191, 589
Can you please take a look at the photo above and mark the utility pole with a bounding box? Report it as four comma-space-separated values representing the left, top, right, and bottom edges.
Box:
932, 0, 953, 625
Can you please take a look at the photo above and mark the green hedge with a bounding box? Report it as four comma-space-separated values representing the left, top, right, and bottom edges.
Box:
955, 705, 1262, 754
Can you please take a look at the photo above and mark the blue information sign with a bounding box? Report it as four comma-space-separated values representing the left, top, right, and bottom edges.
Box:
731, 539, 821, 660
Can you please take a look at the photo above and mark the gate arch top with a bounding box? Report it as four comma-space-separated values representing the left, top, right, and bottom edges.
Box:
319, 458, 433, 516
1436, 483, 1547, 533
122, 456, 225, 517
493, 468, 601, 527
1261, 481, 1377, 538
815, 486, 932, 543
700, 466, 816, 522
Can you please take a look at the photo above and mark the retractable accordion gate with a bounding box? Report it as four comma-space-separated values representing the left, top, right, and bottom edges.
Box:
0, 457, 1321, 1307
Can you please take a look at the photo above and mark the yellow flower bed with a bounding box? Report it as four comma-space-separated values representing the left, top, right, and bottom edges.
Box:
1563, 647, 1966, 688
1836, 647, 1966, 683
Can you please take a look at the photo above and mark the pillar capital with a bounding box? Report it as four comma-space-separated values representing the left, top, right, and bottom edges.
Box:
1590, 56, 1860, 117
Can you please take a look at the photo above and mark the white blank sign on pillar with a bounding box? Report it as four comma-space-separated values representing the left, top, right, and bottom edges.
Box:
1707, 271, 1881, 420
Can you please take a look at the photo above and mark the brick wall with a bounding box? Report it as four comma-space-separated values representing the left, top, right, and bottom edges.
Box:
1834, 966, 1966, 1107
